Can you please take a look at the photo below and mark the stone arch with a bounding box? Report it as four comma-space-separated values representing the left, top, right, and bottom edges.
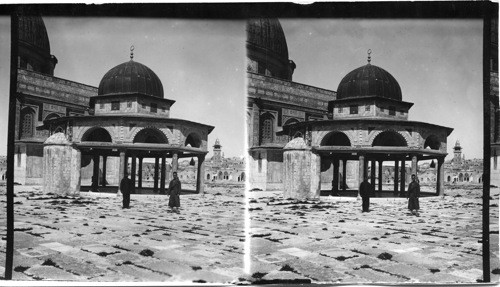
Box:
320, 131, 351, 146
81, 127, 112, 142
44, 113, 61, 121
133, 127, 168, 144
259, 112, 275, 145
284, 118, 299, 126
206, 173, 210, 180
424, 135, 441, 150
20, 107, 36, 138
224, 171, 229, 180
240, 172, 245, 182
218, 171, 223, 180
459, 173, 463, 182
185, 132, 202, 148
371, 130, 408, 147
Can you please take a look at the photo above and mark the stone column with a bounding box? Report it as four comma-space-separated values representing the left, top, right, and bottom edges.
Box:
102, 156, 107, 187
92, 155, 100, 192
437, 157, 445, 196
394, 160, 399, 196
43, 133, 81, 196
342, 159, 347, 191
358, 154, 365, 197
411, 155, 418, 178
154, 157, 159, 193
160, 154, 166, 194
196, 155, 206, 194
118, 150, 125, 194
172, 152, 179, 172
131, 155, 136, 194
283, 138, 321, 200
370, 160, 376, 188
378, 160, 383, 193
332, 159, 339, 194
138, 157, 143, 189
400, 159, 406, 197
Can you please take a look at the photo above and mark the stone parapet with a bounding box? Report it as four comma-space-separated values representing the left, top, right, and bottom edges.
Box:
248, 72, 335, 112
17, 69, 96, 107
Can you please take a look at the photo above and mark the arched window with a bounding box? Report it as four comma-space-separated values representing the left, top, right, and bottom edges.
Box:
20, 107, 35, 138
82, 127, 112, 142
240, 172, 245, 181
320, 131, 351, 146
259, 113, 274, 145
206, 174, 210, 180
224, 171, 229, 180
133, 128, 168, 144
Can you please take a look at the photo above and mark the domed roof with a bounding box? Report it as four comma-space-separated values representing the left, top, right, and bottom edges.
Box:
98, 60, 164, 98
18, 16, 51, 54
247, 18, 289, 61
336, 63, 402, 101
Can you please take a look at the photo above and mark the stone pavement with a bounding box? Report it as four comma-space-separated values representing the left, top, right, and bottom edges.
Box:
247, 186, 500, 284
0, 185, 245, 283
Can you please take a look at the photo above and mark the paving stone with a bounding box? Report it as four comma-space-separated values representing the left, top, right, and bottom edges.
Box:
25, 265, 83, 281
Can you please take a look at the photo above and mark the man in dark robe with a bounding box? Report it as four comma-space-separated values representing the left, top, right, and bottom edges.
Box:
168, 172, 181, 213
120, 175, 132, 209
407, 174, 420, 216
359, 175, 373, 212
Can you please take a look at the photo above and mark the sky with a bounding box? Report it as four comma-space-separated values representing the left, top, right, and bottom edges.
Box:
0, 17, 246, 158
0, 17, 486, 162
281, 19, 484, 161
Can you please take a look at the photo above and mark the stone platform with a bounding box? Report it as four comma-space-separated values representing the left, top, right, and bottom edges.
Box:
0, 185, 245, 283
247, 186, 499, 284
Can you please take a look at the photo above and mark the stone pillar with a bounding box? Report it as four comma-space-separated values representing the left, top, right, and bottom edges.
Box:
394, 160, 399, 196
411, 155, 418, 178
358, 154, 365, 197
118, 150, 125, 194
378, 160, 383, 193
154, 157, 159, 193
160, 154, 166, 194
332, 159, 339, 194
342, 159, 347, 191
437, 157, 445, 196
400, 160, 406, 197
138, 157, 143, 189
131, 155, 136, 194
370, 160, 376, 188
43, 133, 81, 196
92, 155, 100, 191
172, 152, 179, 172
102, 156, 107, 187
283, 138, 321, 200
196, 155, 206, 194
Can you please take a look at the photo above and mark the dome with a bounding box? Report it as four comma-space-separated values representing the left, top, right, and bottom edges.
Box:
247, 18, 295, 80
336, 64, 402, 101
18, 16, 57, 75
247, 18, 289, 61
18, 16, 51, 54
98, 60, 164, 98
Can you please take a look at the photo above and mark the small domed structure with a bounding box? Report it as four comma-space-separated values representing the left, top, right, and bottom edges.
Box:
98, 60, 164, 98
247, 18, 295, 80
336, 64, 402, 101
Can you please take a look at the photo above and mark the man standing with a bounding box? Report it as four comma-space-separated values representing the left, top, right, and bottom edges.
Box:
120, 175, 132, 209
359, 175, 373, 212
168, 172, 181, 213
407, 174, 420, 216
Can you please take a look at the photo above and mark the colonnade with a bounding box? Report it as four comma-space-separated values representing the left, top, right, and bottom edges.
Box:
90, 150, 206, 194
329, 154, 445, 197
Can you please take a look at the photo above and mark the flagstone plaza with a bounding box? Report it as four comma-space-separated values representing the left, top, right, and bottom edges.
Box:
247, 187, 499, 284
0, 185, 245, 283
